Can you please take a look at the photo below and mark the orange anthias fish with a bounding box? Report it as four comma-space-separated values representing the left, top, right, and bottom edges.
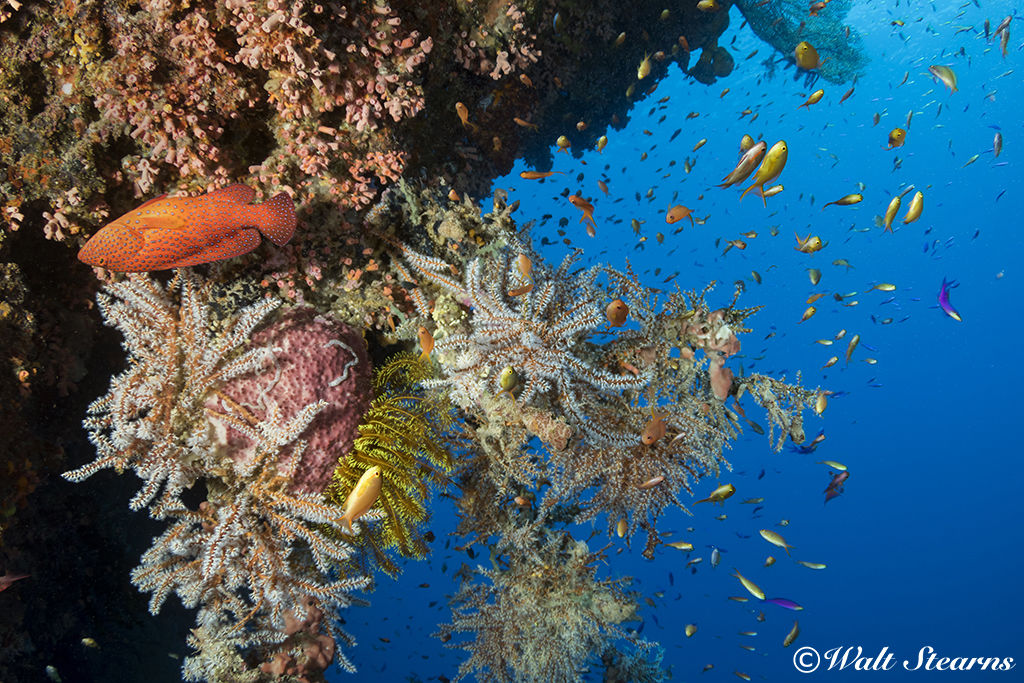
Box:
568, 194, 597, 237
78, 184, 296, 272
666, 204, 694, 227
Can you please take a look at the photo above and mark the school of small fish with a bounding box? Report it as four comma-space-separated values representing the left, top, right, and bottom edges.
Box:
477, 0, 1013, 676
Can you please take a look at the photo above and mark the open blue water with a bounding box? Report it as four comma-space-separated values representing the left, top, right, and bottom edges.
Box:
337, 1, 1022, 680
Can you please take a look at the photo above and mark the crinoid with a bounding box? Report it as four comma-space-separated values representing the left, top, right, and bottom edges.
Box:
395, 239, 648, 445
326, 352, 455, 577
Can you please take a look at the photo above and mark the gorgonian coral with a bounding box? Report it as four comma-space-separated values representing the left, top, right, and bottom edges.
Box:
395, 238, 648, 443
62, 272, 377, 678
436, 530, 661, 683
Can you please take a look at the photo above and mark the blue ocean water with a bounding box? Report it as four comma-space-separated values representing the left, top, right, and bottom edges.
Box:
336, 1, 1022, 680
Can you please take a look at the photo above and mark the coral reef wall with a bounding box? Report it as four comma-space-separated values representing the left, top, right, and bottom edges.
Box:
0, 1, 838, 681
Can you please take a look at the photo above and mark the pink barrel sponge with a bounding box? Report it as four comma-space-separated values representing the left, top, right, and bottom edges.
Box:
208, 307, 372, 493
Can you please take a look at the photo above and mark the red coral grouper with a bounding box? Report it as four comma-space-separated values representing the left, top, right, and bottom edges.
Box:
78, 183, 296, 271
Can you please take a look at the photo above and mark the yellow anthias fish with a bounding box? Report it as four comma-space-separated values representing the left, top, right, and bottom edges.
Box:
818, 460, 847, 471
887, 127, 906, 149
758, 184, 784, 198
759, 529, 794, 556
845, 334, 860, 364
417, 326, 434, 361
794, 232, 824, 253
685, 624, 698, 637
695, 482, 736, 505
902, 191, 923, 224
784, 620, 800, 647
455, 101, 470, 127
666, 541, 695, 551
822, 193, 863, 209
739, 141, 788, 206
794, 41, 824, 70
798, 89, 824, 109
339, 466, 383, 533
928, 65, 958, 92
883, 195, 901, 233
637, 52, 652, 79
732, 568, 766, 600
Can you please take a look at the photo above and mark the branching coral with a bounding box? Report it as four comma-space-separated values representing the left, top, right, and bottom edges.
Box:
436, 530, 661, 683
64, 271, 279, 517
375, 193, 820, 561
552, 394, 731, 555
396, 238, 648, 443
61, 272, 379, 679
135, 404, 370, 678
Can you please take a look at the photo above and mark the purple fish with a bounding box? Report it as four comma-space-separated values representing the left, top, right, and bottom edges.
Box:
937, 277, 962, 322
765, 597, 804, 610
